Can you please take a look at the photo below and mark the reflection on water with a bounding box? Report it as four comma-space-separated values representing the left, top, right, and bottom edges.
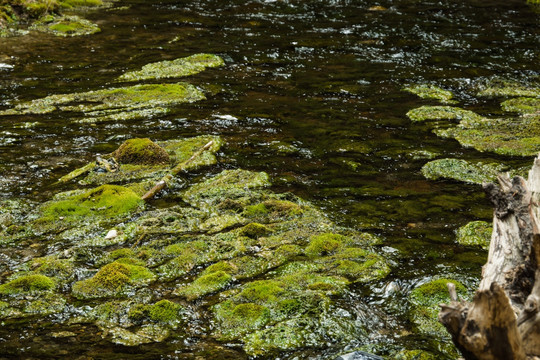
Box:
0, 0, 538, 358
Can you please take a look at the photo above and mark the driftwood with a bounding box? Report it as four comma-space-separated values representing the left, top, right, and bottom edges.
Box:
141, 140, 214, 201
439, 155, 540, 360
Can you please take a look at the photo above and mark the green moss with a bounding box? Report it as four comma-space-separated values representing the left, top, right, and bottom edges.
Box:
31, 15, 100, 37
118, 53, 224, 82
40, 184, 143, 222
214, 301, 271, 339
0, 274, 55, 295
0, 83, 205, 123
409, 278, 468, 336
456, 221, 491, 249
403, 84, 455, 104
59, 0, 103, 8
161, 135, 223, 171
394, 350, 438, 360
477, 79, 540, 98
32, 257, 74, 281
501, 97, 540, 114
406, 105, 482, 123
421, 158, 505, 184
174, 271, 232, 300
202, 261, 238, 275
112, 138, 170, 165
183, 169, 271, 207
244, 199, 303, 219
305, 233, 347, 256
238, 223, 271, 239
148, 300, 183, 323
436, 113, 540, 156
238, 280, 284, 303
72, 261, 155, 299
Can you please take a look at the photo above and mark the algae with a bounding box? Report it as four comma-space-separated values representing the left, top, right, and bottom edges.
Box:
30, 15, 100, 36
406, 105, 482, 123
421, 158, 505, 184
403, 84, 455, 104
118, 53, 224, 82
0, 83, 206, 123
456, 221, 492, 249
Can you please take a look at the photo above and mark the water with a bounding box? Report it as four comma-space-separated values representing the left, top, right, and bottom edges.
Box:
0, 0, 538, 358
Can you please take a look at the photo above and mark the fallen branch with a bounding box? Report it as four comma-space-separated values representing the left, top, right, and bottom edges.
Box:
439, 156, 540, 360
141, 140, 214, 202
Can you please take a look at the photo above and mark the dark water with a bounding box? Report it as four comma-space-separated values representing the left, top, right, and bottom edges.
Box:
0, 0, 538, 358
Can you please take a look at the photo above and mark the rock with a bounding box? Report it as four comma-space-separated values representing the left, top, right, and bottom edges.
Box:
403, 84, 456, 104
421, 158, 506, 184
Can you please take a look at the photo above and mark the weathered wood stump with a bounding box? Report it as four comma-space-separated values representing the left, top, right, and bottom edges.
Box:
439, 156, 540, 360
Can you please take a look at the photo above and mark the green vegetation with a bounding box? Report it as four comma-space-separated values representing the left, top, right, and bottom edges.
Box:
112, 138, 170, 165
72, 261, 155, 299
118, 53, 225, 82
421, 158, 505, 184
31, 15, 100, 36
409, 278, 468, 336
305, 233, 346, 256
174, 271, 232, 300
403, 84, 455, 104
0, 274, 55, 295
40, 184, 142, 222
456, 221, 492, 249
476, 78, 540, 98
0, 83, 206, 123
501, 97, 540, 114
128, 300, 184, 323
406, 105, 482, 123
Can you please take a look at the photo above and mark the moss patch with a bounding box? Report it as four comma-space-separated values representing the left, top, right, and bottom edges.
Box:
476, 78, 540, 98
403, 84, 455, 104
31, 15, 100, 36
421, 158, 505, 184
456, 221, 491, 249
406, 105, 482, 123
112, 138, 170, 165
118, 53, 224, 82
409, 278, 468, 336
72, 261, 155, 299
174, 271, 232, 300
40, 184, 142, 222
0, 274, 55, 295
0, 83, 206, 123
501, 97, 540, 114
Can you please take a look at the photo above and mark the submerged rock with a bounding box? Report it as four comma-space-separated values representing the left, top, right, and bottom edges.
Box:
456, 221, 491, 249
476, 78, 540, 98
421, 158, 506, 184
30, 15, 100, 36
0, 83, 205, 123
403, 84, 456, 104
118, 53, 224, 82
406, 105, 481, 123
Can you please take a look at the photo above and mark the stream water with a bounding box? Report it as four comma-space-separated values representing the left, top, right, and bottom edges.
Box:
0, 0, 538, 358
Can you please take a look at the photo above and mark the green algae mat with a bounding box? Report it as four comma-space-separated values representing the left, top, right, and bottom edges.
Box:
0, 136, 392, 356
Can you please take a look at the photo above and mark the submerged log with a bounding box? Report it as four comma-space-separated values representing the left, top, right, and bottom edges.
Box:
439, 156, 540, 360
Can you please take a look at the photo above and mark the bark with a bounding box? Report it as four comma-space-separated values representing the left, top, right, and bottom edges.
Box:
439, 156, 540, 360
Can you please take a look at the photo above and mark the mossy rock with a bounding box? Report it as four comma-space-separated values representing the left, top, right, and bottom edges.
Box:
421, 158, 505, 184
118, 53, 225, 82
476, 78, 540, 98
0, 83, 206, 123
409, 278, 468, 336
112, 138, 170, 165
174, 270, 233, 300
436, 113, 540, 156
183, 169, 271, 207
501, 97, 540, 114
406, 105, 482, 123
238, 222, 271, 239
160, 135, 223, 171
305, 233, 347, 256
0, 274, 55, 295
403, 84, 455, 104
72, 261, 155, 299
456, 221, 491, 249
128, 300, 184, 324
40, 184, 143, 223
30, 15, 100, 36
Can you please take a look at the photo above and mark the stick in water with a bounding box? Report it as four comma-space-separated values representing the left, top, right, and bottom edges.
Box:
141, 140, 214, 202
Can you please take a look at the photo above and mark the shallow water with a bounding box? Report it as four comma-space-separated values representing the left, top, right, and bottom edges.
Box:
0, 0, 538, 358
